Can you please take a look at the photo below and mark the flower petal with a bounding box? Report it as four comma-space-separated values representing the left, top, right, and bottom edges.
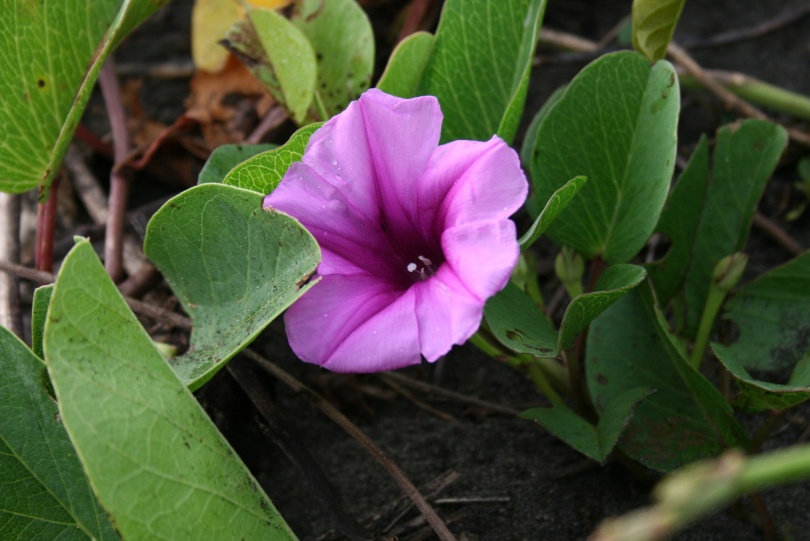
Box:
437, 136, 528, 229
442, 220, 520, 302
298, 89, 442, 238
265, 162, 403, 280
284, 275, 418, 371
413, 267, 485, 362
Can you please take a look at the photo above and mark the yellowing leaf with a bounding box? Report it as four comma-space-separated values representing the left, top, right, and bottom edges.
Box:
192, 0, 291, 73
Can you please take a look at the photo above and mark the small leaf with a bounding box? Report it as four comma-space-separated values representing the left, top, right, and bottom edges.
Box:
647, 136, 709, 305
680, 120, 787, 334
713, 345, 810, 413
586, 287, 748, 472
558, 264, 647, 352
720, 251, 810, 372
518, 176, 587, 250
376, 32, 434, 98
199, 143, 276, 184
0, 0, 169, 197
290, 0, 374, 120
632, 0, 686, 62
43, 240, 297, 539
531, 51, 679, 263
144, 183, 321, 390
485, 282, 558, 357
0, 326, 117, 540
227, 8, 317, 124
31, 284, 54, 359
191, 0, 291, 73
415, 0, 548, 144
521, 387, 652, 462
224, 123, 322, 194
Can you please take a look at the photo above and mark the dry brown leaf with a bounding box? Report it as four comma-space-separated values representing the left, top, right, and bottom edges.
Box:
186, 55, 275, 148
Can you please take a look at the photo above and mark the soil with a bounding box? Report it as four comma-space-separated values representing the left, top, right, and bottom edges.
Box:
32, 0, 810, 539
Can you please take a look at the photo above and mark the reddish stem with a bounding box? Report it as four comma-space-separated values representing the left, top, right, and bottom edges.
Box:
35, 174, 61, 275
99, 60, 131, 282
396, 0, 437, 43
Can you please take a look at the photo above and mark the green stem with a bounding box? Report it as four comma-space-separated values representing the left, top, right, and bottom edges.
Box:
689, 285, 726, 369
522, 251, 546, 310
469, 332, 565, 405
592, 445, 810, 540
680, 71, 810, 122
740, 444, 810, 489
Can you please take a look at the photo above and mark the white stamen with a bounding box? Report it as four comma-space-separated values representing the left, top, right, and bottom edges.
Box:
407, 262, 418, 273
418, 256, 433, 267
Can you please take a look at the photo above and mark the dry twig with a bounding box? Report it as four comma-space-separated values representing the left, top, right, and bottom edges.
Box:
245, 348, 459, 541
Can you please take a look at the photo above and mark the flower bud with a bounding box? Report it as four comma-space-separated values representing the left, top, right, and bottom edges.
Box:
712, 253, 748, 293
555, 247, 584, 298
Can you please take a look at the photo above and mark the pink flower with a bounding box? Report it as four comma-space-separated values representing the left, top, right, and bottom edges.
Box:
264, 89, 527, 372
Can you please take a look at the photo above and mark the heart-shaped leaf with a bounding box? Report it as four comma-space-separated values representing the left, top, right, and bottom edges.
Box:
144, 183, 320, 390
43, 240, 297, 540
0, 0, 168, 197
531, 51, 679, 263
1, 326, 117, 540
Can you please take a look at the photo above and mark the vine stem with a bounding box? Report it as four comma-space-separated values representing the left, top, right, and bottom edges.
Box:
244, 348, 458, 541
35, 174, 60, 274
99, 59, 131, 282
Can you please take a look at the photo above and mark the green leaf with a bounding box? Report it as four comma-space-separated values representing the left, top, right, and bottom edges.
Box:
558, 264, 647, 351
43, 240, 297, 540
199, 144, 276, 185
144, 184, 320, 390
0, 0, 168, 197
586, 287, 748, 472
520, 85, 566, 172
228, 8, 317, 124
376, 32, 434, 98
223, 123, 322, 194
521, 387, 652, 462
681, 120, 787, 334
0, 326, 117, 540
647, 136, 710, 305
531, 51, 679, 263
415, 0, 547, 144
290, 0, 374, 119
32, 284, 54, 359
518, 176, 587, 250
485, 282, 558, 357
632, 0, 686, 62
720, 251, 810, 372
713, 344, 810, 413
